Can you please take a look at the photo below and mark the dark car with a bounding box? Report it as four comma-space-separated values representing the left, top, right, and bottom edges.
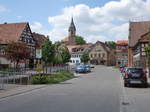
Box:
124, 67, 148, 87
75, 65, 87, 73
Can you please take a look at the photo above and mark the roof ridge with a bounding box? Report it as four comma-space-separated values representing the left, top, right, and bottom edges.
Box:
0, 22, 28, 25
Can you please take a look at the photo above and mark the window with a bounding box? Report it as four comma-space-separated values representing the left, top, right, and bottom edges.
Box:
94, 53, 97, 57
103, 53, 105, 57
99, 53, 101, 58
91, 54, 93, 58
76, 60, 79, 63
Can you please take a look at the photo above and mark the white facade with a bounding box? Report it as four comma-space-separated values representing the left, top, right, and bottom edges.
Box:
69, 53, 82, 65
36, 49, 42, 59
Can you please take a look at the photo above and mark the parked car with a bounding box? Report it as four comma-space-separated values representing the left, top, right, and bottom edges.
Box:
75, 65, 87, 73
84, 64, 91, 72
124, 67, 148, 87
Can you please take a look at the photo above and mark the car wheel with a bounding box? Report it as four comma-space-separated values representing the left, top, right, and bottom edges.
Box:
143, 83, 148, 88
124, 82, 130, 87
124, 82, 127, 87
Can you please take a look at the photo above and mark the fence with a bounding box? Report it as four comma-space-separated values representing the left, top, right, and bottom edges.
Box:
0, 71, 31, 90
0, 65, 73, 90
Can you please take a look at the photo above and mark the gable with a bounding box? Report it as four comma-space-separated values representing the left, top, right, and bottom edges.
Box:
90, 43, 107, 54
0, 23, 27, 44
20, 24, 35, 44
129, 21, 150, 47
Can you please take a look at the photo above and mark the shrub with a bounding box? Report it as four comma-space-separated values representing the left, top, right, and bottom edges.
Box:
31, 72, 74, 84
31, 75, 49, 84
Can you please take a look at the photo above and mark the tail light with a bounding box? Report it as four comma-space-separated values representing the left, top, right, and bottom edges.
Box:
143, 72, 147, 78
125, 73, 129, 78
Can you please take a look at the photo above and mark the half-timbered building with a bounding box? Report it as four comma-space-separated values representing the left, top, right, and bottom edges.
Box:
0, 22, 36, 68
133, 32, 150, 68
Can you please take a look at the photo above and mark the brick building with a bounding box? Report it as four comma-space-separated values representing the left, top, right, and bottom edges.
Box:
128, 21, 150, 68
89, 41, 116, 66
116, 40, 128, 67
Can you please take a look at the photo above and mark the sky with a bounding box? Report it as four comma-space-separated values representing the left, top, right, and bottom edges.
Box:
0, 0, 150, 43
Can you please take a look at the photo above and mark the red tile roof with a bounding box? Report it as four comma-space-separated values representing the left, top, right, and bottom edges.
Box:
32, 32, 48, 48
129, 21, 150, 47
62, 37, 69, 42
116, 40, 128, 45
67, 44, 92, 53
0, 22, 27, 44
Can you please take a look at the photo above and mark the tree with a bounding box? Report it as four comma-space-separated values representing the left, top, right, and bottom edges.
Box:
105, 41, 116, 49
42, 40, 54, 72
53, 42, 71, 64
81, 53, 90, 63
75, 35, 86, 45
145, 43, 150, 63
144, 28, 150, 63
61, 48, 71, 63
5, 42, 30, 68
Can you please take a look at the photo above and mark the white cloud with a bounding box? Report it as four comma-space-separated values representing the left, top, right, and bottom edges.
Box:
17, 16, 23, 20
45, 0, 150, 43
0, 5, 9, 12
31, 22, 43, 31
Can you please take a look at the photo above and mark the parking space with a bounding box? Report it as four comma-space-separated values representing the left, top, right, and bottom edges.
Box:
119, 68, 150, 112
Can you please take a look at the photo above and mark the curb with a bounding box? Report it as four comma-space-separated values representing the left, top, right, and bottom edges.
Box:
0, 85, 47, 100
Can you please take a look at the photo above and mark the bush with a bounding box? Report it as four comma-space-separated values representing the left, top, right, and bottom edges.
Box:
0, 68, 19, 72
31, 75, 49, 84
31, 72, 74, 84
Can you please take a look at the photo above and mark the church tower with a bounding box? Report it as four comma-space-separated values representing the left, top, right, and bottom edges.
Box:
68, 17, 76, 45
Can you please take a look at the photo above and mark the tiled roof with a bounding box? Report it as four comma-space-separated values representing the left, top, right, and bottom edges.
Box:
116, 49, 128, 53
62, 37, 69, 42
116, 40, 128, 45
94, 41, 110, 52
0, 22, 27, 44
139, 32, 150, 43
129, 21, 150, 47
32, 32, 48, 48
67, 44, 92, 54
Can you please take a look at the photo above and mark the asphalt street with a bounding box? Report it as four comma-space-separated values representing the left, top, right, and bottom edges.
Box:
0, 66, 122, 112
120, 74, 150, 112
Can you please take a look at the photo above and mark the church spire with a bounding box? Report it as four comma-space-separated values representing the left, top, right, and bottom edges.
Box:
68, 17, 76, 32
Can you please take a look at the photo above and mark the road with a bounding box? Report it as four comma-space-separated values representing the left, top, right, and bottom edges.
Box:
120, 75, 150, 112
0, 66, 122, 112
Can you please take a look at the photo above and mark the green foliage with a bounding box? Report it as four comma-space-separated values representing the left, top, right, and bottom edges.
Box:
145, 43, 150, 62
53, 42, 71, 64
42, 40, 54, 63
105, 41, 116, 49
81, 53, 90, 63
0, 68, 19, 72
53, 42, 63, 64
75, 35, 86, 45
61, 48, 71, 63
31, 72, 74, 84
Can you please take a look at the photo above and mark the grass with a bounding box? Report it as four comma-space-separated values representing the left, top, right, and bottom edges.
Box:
0, 68, 19, 72
31, 72, 74, 84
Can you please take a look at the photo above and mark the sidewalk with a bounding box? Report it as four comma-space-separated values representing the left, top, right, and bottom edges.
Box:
0, 85, 47, 99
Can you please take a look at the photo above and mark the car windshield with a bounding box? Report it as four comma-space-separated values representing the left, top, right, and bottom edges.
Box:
78, 65, 85, 68
128, 68, 143, 73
